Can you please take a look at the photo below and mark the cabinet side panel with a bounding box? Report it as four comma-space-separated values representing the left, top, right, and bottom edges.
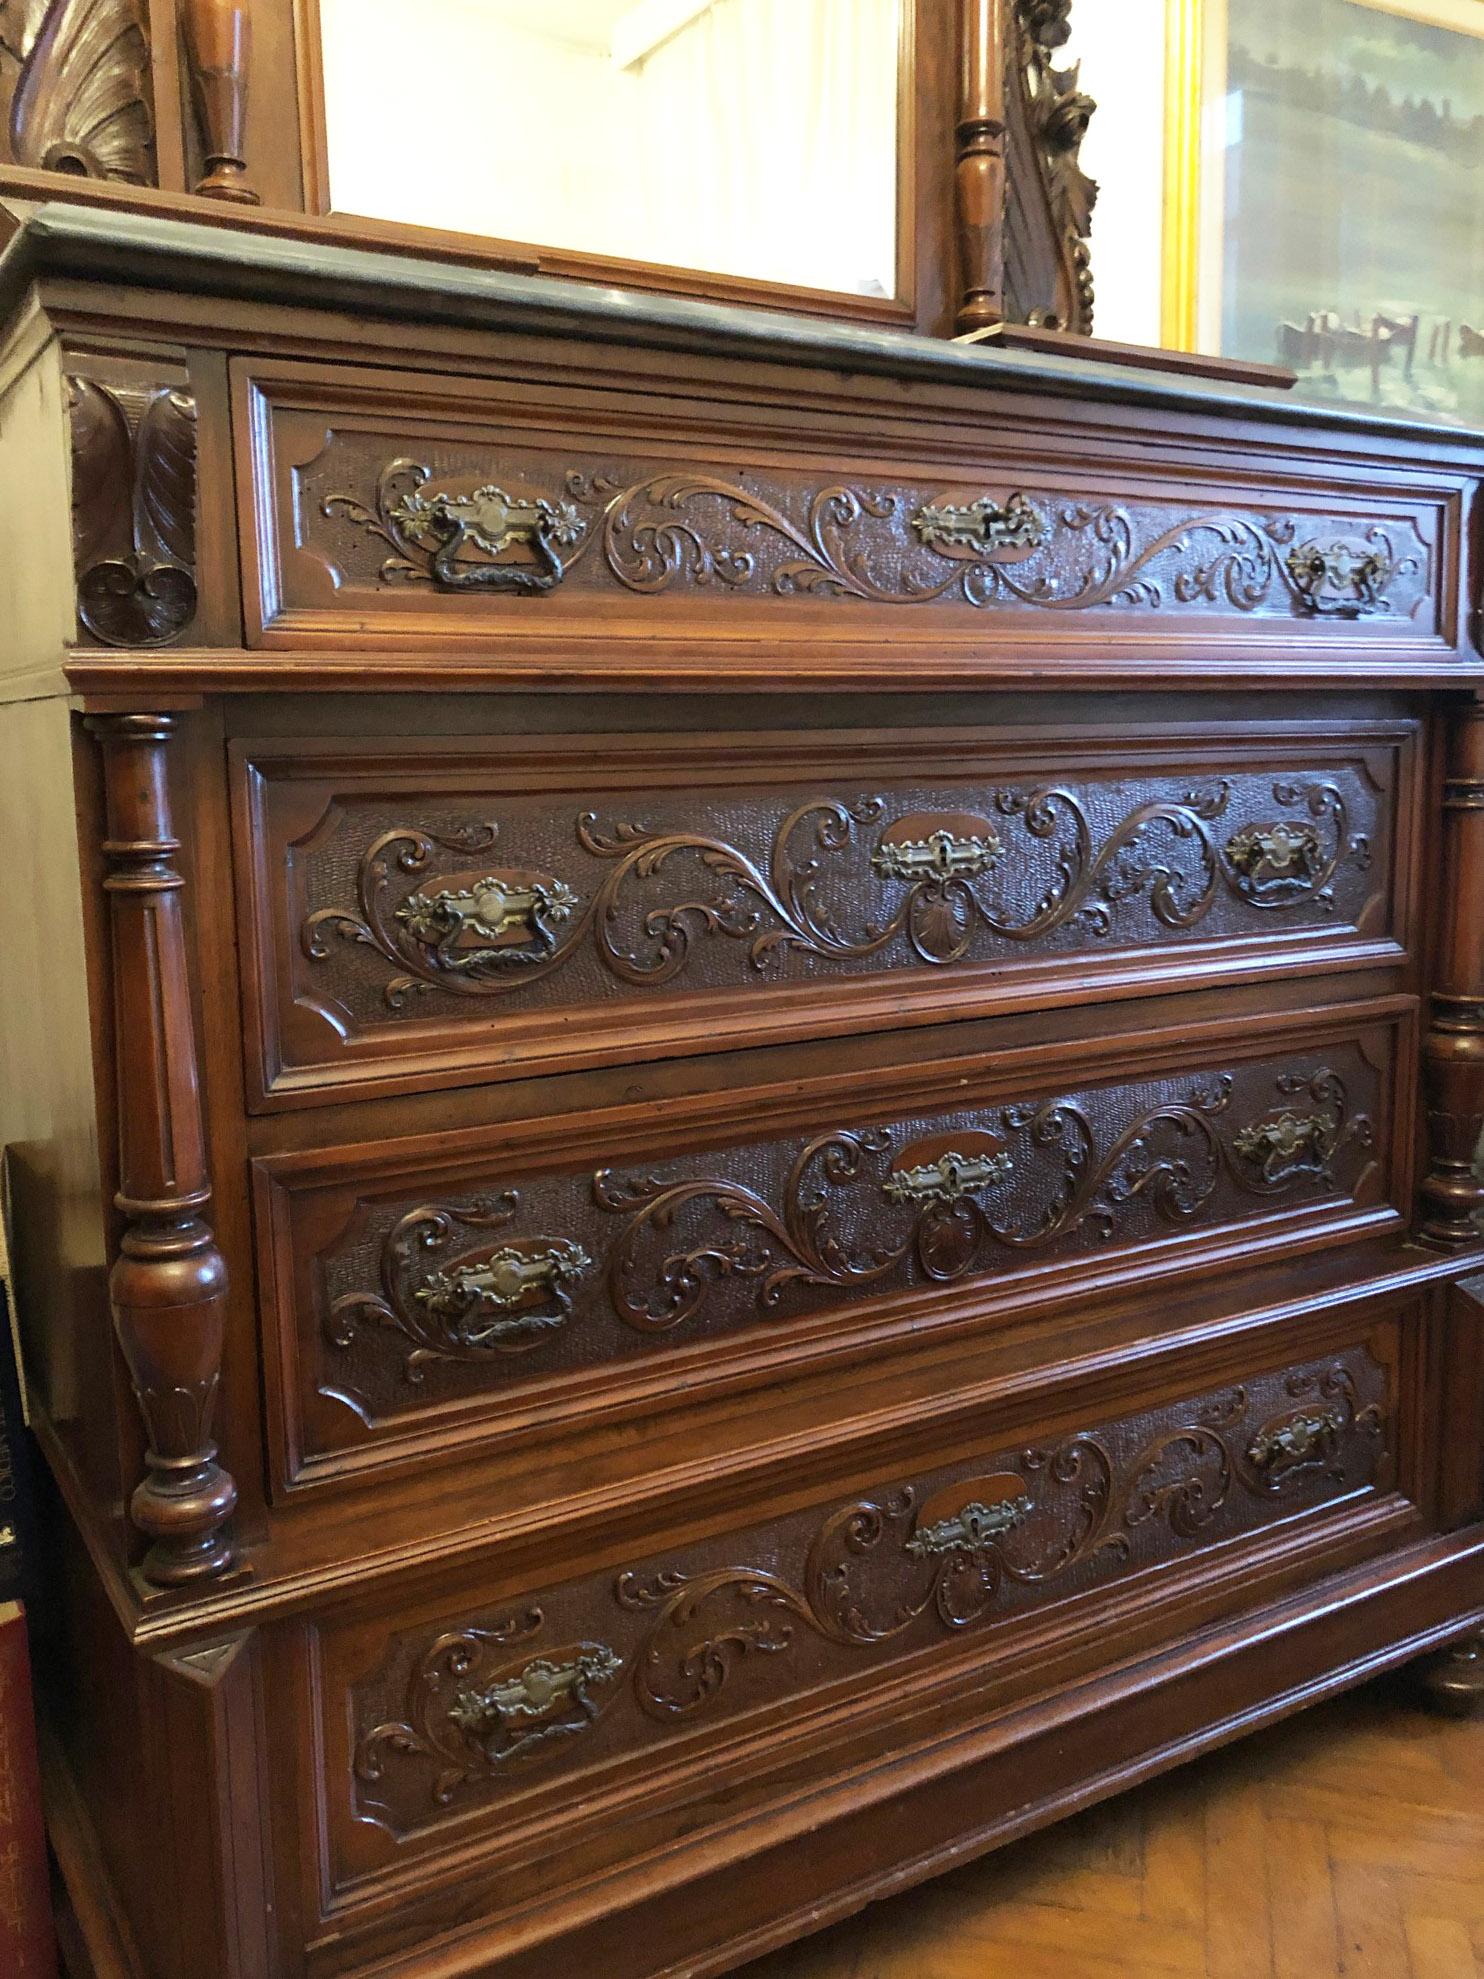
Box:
0, 695, 118, 1512
0, 328, 73, 697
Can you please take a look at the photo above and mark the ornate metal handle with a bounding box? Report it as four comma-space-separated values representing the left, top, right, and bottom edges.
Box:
906, 1494, 1033, 1556
415, 1240, 593, 1347
386, 474, 585, 592
1223, 821, 1321, 883
1246, 1407, 1345, 1476
445, 1643, 624, 1765
1285, 540, 1393, 617
1232, 1111, 1336, 1181
872, 828, 1002, 881
911, 490, 1045, 555
397, 872, 580, 970
883, 1148, 1013, 1205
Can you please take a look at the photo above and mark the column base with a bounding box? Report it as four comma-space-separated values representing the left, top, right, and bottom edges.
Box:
1413, 1631, 1484, 1717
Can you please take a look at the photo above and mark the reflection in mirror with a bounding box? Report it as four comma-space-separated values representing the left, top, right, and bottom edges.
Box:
318, 0, 902, 298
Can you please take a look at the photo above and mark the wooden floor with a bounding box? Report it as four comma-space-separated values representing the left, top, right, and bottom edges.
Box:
740, 1678, 1484, 1979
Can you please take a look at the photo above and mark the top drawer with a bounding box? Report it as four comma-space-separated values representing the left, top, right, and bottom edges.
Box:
233, 719, 1413, 1109
233, 360, 1452, 663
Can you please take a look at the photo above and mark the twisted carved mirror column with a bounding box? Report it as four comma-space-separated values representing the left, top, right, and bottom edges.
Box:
955, 0, 1098, 337
88, 712, 237, 1585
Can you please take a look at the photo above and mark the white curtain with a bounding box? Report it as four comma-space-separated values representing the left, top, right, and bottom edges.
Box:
621, 0, 900, 295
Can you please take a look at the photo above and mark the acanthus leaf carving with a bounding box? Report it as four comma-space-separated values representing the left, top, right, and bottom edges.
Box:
68, 372, 198, 648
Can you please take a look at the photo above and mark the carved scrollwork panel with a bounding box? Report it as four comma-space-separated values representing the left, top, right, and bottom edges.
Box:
288, 761, 1384, 1034
310, 1045, 1381, 1427
343, 1340, 1392, 1838
298, 434, 1433, 625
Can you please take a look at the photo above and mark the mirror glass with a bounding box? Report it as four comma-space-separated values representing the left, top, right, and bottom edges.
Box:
318, 0, 904, 299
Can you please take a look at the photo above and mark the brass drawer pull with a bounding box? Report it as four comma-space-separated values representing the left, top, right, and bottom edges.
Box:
329, 460, 586, 593
1285, 539, 1393, 617
883, 1148, 1014, 1205
910, 491, 1046, 555
417, 1241, 594, 1346
1232, 1110, 1336, 1182
1246, 1406, 1346, 1476
1223, 820, 1322, 886
397, 871, 581, 967
906, 1494, 1034, 1556
871, 828, 1002, 881
449, 1643, 624, 1740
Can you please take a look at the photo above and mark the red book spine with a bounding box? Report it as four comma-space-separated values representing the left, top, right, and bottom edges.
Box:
0, 1602, 57, 1979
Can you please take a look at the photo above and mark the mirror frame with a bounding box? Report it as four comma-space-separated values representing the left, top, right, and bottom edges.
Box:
0, 0, 1093, 345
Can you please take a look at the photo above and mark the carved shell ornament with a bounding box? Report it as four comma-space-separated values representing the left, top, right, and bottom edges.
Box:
301, 779, 1371, 1011
0, 0, 154, 180
322, 455, 1423, 618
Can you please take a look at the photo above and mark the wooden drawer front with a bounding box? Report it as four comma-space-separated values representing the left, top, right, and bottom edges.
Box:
236, 361, 1447, 654
236, 724, 1409, 1108
319, 1320, 1404, 1900
259, 1011, 1400, 1489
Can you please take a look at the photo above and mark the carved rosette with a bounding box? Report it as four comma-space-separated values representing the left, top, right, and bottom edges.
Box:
350, 1346, 1389, 1829
68, 370, 198, 648
318, 456, 1428, 622
0, 0, 155, 181
301, 778, 1372, 1013
88, 714, 236, 1585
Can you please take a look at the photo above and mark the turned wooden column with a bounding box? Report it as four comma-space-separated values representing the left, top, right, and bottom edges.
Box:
1418, 699, 1484, 1247
955, 0, 1008, 335
180, 0, 260, 205
89, 714, 237, 1585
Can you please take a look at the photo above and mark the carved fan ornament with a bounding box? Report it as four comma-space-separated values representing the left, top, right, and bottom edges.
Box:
324, 1064, 1372, 1385
301, 779, 1371, 1012
351, 1352, 1387, 1825
0, 0, 153, 180
68, 373, 198, 647
321, 456, 1422, 622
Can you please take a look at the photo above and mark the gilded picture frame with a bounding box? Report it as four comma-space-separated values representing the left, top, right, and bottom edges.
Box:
1162, 0, 1484, 418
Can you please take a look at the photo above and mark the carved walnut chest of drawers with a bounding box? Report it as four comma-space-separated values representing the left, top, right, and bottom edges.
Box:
3, 202, 1484, 1979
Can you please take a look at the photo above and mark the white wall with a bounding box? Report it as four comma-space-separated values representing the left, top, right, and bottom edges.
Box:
1067, 0, 1169, 347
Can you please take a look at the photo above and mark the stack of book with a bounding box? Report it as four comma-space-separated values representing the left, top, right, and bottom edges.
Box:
0, 1181, 57, 1978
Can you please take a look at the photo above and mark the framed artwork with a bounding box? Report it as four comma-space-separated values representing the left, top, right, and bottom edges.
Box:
1163, 0, 1484, 419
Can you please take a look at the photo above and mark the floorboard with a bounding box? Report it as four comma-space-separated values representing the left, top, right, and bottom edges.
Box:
740, 1677, 1484, 1978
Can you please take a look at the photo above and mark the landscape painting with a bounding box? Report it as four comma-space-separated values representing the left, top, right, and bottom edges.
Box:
1205, 0, 1484, 421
